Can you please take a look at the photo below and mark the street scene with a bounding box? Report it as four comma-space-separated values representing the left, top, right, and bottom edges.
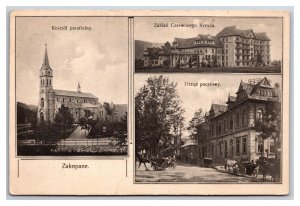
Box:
135, 162, 274, 183
135, 74, 282, 183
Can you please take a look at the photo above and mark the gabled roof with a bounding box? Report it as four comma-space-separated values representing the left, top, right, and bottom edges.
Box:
227, 95, 236, 102
54, 89, 97, 99
173, 34, 222, 49
216, 26, 270, 41
236, 81, 254, 95
210, 104, 227, 115
254, 32, 271, 41
251, 77, 273, 94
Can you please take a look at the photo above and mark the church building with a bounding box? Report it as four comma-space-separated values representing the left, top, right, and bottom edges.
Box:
37, 44, 106, 124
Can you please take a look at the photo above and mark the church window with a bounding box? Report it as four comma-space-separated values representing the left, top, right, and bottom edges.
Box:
40, 112, 44, 122
41, 80, 42, 86
50, 79, 51, 85
41, 98, 44, 107
42, 79, 44, 86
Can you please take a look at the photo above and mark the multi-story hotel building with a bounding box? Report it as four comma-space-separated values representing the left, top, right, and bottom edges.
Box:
141, 26, 271, 68
196, 77, 280, 163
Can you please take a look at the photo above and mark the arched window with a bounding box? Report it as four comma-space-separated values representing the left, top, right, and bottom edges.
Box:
42, 79, 44, 86
230, 139, 234, 157
242, 110, 246, 126
41, 80, 42, 86
236, 112, 240, 127
40, 112, 44, 122
50, 79, 51, 86
257, 109, 263, 121
236, 138, 240, 155
224, 141, 228, 158
230, 116, 233, 129
41, 98, 44, 107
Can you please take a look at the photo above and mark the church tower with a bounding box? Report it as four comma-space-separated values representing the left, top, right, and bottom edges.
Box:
37, 44, 55, 123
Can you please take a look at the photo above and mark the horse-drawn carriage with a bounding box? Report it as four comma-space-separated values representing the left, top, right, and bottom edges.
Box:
226, 157, 280, 181
226, 159, 258, 178
136, 153, 176, 171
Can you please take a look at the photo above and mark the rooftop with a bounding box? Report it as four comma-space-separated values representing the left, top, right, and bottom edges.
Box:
216, 26, 270, 41
54, 89, 97, 99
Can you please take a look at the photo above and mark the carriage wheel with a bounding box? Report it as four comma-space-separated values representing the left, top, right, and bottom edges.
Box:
252, 169, 258, 178
240, 168, 246, 176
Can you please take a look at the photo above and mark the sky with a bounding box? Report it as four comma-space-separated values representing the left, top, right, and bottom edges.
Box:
16, 17, 128, 105
134, 74, 282, 137
135, 17, 282, 61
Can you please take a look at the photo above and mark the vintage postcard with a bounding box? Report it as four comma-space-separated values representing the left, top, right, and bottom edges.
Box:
9, 10, 289, 195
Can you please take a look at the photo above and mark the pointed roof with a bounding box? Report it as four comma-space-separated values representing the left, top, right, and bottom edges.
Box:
216, 26, 269, 40
251, 77, 273, 94
227, 95, 236, 102
210, 104, 227, 115
236, 82, 254, 95
41, 43, 52, 71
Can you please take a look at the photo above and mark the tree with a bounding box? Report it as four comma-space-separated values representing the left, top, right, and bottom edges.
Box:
54, 105, 74, 138
113, 113, 128, 146
34, 122, 63, 144
254, 101, 281, 158
103, 102, 116, 121
187, 109, 206, 141
79, 109, 97, 137
135, 75, 185, 155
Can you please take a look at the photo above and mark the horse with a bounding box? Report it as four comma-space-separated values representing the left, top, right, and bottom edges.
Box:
136, 153, 151, 170
256, 158, 279, 181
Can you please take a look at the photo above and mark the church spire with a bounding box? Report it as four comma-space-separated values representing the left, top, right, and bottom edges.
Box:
77, 82, 81, 93
43, 43, 49, 66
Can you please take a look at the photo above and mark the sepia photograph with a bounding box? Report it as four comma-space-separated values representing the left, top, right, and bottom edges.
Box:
134, 74, 282, 183
15, 17, 128, 156
135, 17, 282, 73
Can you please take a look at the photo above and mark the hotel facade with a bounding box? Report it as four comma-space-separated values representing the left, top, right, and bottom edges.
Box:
142, 26, 271, 68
